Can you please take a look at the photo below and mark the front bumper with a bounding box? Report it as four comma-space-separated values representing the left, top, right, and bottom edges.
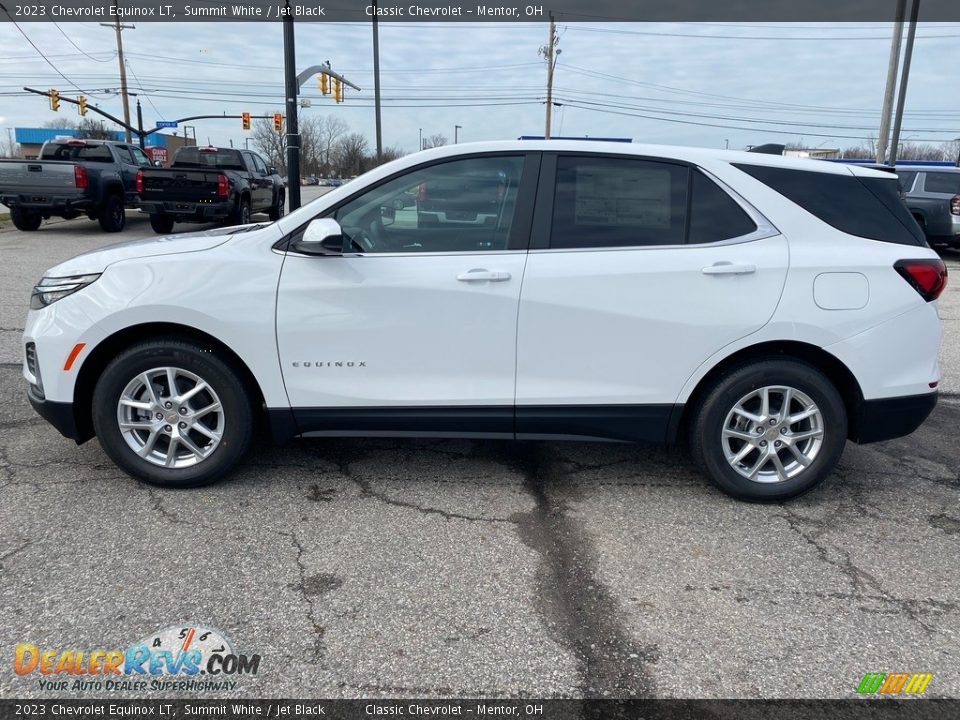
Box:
27, 384, 81, 442
852, 391, 938, 444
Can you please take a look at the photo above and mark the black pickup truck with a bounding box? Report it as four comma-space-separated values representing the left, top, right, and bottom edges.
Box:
138, 146, 285, 234
0, 138, 151, 232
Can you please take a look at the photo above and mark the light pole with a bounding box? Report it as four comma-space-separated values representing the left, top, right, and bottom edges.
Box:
419, 127, 422, 151
455, 125, 462, 144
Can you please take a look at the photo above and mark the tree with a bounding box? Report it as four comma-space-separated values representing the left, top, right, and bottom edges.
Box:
317, 115, 347, 176
43, 118, 75, 130
76, 118, 115, 140
333, 132, 368, 176
251, 111, 286, 172
0, 131, 18, 158
422, 133, 447, 149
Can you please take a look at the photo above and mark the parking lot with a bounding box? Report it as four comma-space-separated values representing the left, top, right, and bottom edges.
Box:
0, 200, 958, 700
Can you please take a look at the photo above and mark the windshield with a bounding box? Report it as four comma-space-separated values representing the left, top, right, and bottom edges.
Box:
172, 147, 245, 171
41, 143, 113, 162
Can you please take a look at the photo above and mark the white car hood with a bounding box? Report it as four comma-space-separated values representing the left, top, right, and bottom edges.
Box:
44, 225, 243, 276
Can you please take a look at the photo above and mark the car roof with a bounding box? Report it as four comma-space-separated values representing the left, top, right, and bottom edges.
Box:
410, 140, 889, 178
894, 164, 960, 172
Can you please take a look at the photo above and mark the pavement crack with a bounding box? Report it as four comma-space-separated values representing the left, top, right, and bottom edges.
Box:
507, 443, 659, 699
282, 530, 327, 665
0, 540, 34, 571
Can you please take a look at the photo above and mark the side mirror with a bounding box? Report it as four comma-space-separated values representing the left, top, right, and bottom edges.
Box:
290, 218, 344, 256
268, 166, 277, 176
153, 160, 163, 167
380, 205, 396, 226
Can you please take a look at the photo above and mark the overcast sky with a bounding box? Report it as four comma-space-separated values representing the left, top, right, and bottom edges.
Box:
1, 20, 958, 154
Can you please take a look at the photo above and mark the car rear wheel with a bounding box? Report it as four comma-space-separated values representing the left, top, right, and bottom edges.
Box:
11, 207, 42, 231
92, 339, 254, 488
149, 213, 175, 234
230, 197, 251, 226
690, 358, 847, 502
98, 194, 126, 233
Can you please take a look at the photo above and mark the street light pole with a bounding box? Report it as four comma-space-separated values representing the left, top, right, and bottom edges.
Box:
887, 0, 920, 167
372, 0, 383, 162
455, 125, 462, 144
282, 0, 302, 210
419, 127, 422, 151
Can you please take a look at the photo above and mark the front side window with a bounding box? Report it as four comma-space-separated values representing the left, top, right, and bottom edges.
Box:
332, 156, 524, 254
131, 147, 152, 167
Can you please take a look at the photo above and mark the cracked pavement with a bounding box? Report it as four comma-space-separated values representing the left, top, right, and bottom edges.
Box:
1, 213, 958, 699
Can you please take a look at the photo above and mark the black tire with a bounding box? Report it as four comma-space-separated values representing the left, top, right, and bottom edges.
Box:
150, 213, 175, 234
98, 194, 126, 233
230, 196, 252, 226
11, 207, 42, 232
91, 339, 254, 488
267, 191, 285, 221
689, 358, 847, 502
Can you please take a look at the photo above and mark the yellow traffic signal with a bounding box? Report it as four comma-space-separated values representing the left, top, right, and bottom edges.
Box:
319, 74, 329, 95
333, 78, 342, 104
273, 113, 283, 132
78, 95, 87, 116
49, 88, 60, 112
242, 112, 251, 130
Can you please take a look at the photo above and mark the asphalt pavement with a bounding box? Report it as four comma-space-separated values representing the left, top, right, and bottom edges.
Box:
0, 198, 958, 700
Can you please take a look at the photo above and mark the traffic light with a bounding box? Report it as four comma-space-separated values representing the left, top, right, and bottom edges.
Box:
242, 111, 251, 130
333, 78, 343, 104
49, 88, 60, 112
273, 112, 283, 132
319, 74, 329, 95
78, 95, 87, 116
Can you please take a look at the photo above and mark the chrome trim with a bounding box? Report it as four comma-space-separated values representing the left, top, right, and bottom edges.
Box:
280, 249, 527, 259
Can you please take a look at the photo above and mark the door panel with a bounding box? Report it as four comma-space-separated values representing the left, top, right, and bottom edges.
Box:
276, 251, 527, 408
516, 237, 789, 407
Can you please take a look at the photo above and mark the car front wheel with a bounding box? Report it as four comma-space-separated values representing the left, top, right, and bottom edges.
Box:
690, 359, 847, 502
92, 339, 254, 488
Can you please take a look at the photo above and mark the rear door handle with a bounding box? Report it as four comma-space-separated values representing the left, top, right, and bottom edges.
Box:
702, 262, 756, 276
457, 269, 511, 282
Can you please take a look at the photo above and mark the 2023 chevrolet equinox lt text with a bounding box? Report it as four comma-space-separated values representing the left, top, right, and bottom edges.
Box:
23, 142, 947, 501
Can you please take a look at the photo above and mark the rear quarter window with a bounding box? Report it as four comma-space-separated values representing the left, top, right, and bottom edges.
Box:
923, 172, 960, 195
733, 163, 925, 246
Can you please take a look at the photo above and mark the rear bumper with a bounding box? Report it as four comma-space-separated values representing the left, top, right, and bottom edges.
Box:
1, 193, 92, 213
141, 200, 232, 221
28, 385, 82, 442
852, 391, 937, 444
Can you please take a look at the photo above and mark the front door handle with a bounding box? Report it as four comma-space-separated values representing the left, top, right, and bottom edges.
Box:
702, 262, 757, 276
457, 269, 511, 282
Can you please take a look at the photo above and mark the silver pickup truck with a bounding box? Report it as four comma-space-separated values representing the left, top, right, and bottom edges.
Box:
899, 165, 960, 249
0, 138, 153, 232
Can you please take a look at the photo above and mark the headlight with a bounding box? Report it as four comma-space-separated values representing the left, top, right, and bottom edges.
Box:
30, 273, 101, 310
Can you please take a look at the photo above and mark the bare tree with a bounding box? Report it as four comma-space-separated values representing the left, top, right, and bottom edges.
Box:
299, 115, 323, 176
422, 133, 448, 149
76, 118, 116, 140
365, 144, 405, 170
317, 115, 348, 176
0, 131, 18, 158
251, 111, 286, 172
333, 132, 369, 176
43, 118, 76, 130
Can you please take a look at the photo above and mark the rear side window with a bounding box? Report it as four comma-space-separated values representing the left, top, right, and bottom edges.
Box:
733, 164, 925, 246
923, 172, 960, 194
550, 156, 688, 248
896, 170, 918, 192
688, 170, 757, 244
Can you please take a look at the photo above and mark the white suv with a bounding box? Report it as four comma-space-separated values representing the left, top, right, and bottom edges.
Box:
23, 142, 947, 501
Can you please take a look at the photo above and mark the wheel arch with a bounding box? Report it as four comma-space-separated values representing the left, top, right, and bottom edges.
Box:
672, 340, 864, 445
73, 322, 268, 443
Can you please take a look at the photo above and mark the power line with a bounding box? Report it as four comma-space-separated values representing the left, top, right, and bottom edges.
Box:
51, 22, 114, 63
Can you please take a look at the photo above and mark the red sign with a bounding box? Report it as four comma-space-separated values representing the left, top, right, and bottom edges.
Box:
145, 147, 168, 166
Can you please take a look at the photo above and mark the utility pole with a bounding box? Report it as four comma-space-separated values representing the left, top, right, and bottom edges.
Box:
282, 0, 302, 211
135, 98, 144, 148
100, 4, 134, 144
876, 0, 907, 164
887, 0, 920, 167
540, 13, 558, 140
372, 0, 383, 162
419, 127, 422, 150
455, 125, 462, 144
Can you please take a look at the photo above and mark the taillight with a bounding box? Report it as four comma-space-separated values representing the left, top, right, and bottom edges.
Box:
951, 194, 960, 216
73, 165, 88, 189
135, 169, 143, 194
894, 259, 948, 302
217, 174, 229, 198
